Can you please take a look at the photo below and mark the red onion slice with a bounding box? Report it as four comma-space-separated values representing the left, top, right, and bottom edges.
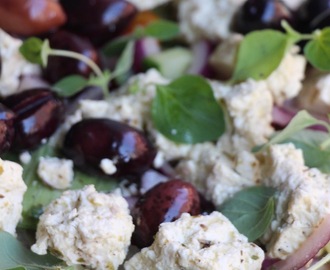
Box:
268, 214, 330, 270
140, 169, 168, 194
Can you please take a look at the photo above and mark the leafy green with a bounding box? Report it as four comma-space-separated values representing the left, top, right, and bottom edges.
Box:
0, 231, 64, 270
151, 75, 226, 144
218, 186, 276, 242
102, 35, 134, 57
112, 41, 135, 78
19, 38, 43, 65
52, 75, 88, 97
305, 28, 330, 71
231, 30, 290, 83
139, 20, 180, 41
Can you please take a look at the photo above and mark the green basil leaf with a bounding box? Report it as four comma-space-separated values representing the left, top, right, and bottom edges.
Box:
19, 37, 43, 65
140, 20, 180, 41
0, 231, 64, 270
151, 75, 226, 144
52, 75, 88, 97
304, 27, 330, 71
255, 110, 330, 152
112, 41, 134, 78
102, 35, 134, 57
218, 186, 276, 242
231, 30, 290, 83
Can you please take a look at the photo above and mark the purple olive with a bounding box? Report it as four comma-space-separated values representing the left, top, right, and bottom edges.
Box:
2, 88, 64, 151
62, 118, 156, 176
298, 0, 330, 28
232, 0, 295, 34
0, 103, 15, 154
43, 30, 99, 84
131, 179, 201, 248
59, 0, 137, 46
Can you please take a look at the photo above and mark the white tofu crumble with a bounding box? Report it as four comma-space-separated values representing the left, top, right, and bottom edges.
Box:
0, 158, 27, 235
0, 29, 40, 97
100, 158, 117, 175
31, 185, 134, 270
37, 157, 74, 190
126, 0, 172, 10
124, 212, 265, 270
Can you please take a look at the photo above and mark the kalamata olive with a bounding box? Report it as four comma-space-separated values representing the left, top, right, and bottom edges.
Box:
62, 118, 156, 176
2, 88, 64, 151
297, 0, 330, 29
131, 179, 201, 248
0, 104, 15, 154
43, 30, 99, 84
59, 0, 137, 45
232, 0, 295, 34
309, 10, 330, 31
0, 0, 66, 36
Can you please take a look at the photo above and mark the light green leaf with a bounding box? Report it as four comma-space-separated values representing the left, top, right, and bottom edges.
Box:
102, 35, 134, 57
231, 30, 290, 83
52, 75, 88, 97
151, 75, 226, 144
112, 41, 134, 78
305, 28, 330, 71
218, 186, 276, 242
19, 38, 43, 65
140, 20, 180, 41
0, 231, 64, 270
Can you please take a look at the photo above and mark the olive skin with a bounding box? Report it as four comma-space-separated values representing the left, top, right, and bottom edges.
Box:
131, 179, 201, 248
60, 0, 137, 46
62, 118, 156, 176
0, 104, 15, 154
2, 88, 64, 151
43, 30, 99, 84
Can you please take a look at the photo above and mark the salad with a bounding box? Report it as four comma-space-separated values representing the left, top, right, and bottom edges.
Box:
1, 0, 330, 269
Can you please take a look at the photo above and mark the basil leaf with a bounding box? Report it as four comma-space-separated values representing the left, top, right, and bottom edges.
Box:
19, 37, 43, 65
151, 75, 226, 144
52, 75, 88, 97
112, 41, 134, 78
231, 30, 290, 83
305, 27, 330, 71
140, 20, 180, 41
218, 186, 276, 242
0, 231, 64, 270
101, 35, 134, 57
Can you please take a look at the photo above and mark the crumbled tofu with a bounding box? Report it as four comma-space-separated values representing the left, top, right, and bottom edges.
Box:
0, 158, 27, 235
124, 212, 265, 270
259, 143, 330, 259
177, 0, 246, 42
37, 157, 74, 190
0, 29, 40, 97
31, 185, 134, 270
126, 0, 172, 10
100, 158, 117, 175
19, 151, 32, 165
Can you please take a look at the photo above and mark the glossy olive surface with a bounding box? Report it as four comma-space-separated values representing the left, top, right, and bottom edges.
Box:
60, 0, 137, 45
63, 118, 156, 176
131, 179, 201, 248
0, 104, 15, 154
2, 88, 64, 151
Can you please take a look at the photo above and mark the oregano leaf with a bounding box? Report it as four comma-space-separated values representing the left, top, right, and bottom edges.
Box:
19, 38, 43, 65
52, 75, 88, 97
140, 20, 180, 41
112, 41, 135, 78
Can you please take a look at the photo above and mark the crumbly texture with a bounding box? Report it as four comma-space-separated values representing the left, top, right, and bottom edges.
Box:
124, 212, 265, 270
37, 157, 74, 190
177, 0, 246, 42
31, 185, 134, 270
0, 158, 27, 235
0, 29, 40, 97
126, 0, 172, 10
259, 143, 330, 259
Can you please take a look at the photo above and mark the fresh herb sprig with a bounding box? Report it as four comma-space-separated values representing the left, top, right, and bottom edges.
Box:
231, 21, 330, 83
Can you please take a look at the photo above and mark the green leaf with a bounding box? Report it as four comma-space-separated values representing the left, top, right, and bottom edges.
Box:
52, 75, 88, 97
305, 28, 330, 71
140, 20, 180, 41
112, 41, 135, 78
0, 231, 64, 270
19, 38, 44, 65
102, 35, 134, 57
231, 30, 290, 83
151, 75, 226, 144
218, 186, 276, 242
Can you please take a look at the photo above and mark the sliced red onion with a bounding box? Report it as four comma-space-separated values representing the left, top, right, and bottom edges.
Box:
186, 40, 214, 77
133, 37, 161, 73
140, 169, 168, 194
17, 75, 50, 92
268, 214, 330, 270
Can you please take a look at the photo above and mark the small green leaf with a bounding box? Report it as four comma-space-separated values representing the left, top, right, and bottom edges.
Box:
231, 30, 290, 83
151, 75, 226, 144
305, 28, 330, 71
0, 231, 64, 270
52, 75, 88, 97
218, 186, 276, 242
140, 20, 180, 41
19, 38, 43, 65
102, 35, 134, 57
112, 41, 135, 78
